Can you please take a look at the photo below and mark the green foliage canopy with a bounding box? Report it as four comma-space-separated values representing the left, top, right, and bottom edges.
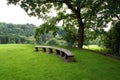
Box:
7, 0, 120, 48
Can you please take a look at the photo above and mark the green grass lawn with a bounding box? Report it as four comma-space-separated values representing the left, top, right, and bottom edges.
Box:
0, 44, 120, 80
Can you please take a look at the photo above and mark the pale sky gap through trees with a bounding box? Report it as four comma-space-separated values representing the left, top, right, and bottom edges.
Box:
0, 0, 45, 26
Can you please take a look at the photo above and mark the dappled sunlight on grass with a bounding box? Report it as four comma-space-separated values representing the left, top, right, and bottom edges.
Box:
84, 45, 102, 50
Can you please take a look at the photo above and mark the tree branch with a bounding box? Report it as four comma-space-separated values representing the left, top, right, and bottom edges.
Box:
56, 14, 76, 22
116, 14, 120, 21
63, 1, 77, 15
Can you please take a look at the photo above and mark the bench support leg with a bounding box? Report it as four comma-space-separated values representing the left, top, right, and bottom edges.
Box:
42, 48, 46, 52
66, 56, 75, 62
61, 51, 65, 57
56, 50, 60, 55
49, 48, 53, 53
35, 47, 38, 52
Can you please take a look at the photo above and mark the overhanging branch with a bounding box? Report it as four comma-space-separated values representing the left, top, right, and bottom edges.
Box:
116, 14, 120, 21
63, 1, 77, 15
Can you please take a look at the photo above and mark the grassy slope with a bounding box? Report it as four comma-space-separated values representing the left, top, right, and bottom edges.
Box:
0, 44, 120, 80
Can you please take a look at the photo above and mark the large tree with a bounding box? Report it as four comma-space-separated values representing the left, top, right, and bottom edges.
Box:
7, 0, 119, 48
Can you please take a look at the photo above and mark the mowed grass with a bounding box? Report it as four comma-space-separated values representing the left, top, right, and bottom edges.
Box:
0, 44, 120, 80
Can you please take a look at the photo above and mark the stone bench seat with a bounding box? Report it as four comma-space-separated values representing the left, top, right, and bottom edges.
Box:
34, 46, 75, 62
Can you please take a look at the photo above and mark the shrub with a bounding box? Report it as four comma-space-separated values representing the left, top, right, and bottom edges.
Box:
46, 38, 60, 46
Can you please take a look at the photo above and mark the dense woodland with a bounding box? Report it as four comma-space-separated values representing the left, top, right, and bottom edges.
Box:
0, 23, 36, 44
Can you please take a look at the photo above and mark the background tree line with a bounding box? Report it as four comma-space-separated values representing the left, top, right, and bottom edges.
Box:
0, 22, 36, 44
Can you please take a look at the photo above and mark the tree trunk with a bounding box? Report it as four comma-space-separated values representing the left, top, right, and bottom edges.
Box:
64, 2, 85, 48
76, 8, 85, 48
77, 19, 85, 48
116, 41, 120, 55
119, 42, 120, 55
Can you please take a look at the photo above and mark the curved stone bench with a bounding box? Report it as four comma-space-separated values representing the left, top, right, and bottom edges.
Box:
35, 46, 75, 62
